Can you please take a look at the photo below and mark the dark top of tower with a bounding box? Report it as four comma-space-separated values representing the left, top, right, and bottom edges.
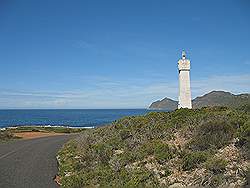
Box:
182, 51, 186, 60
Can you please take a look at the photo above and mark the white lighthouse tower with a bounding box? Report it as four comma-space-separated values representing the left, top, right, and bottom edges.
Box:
178, 51, 192, 109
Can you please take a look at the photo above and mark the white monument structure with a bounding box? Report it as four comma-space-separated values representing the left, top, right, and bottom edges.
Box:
178, 51, 192, 109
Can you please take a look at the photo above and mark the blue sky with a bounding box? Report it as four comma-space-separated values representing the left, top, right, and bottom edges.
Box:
0, 0, 249, 109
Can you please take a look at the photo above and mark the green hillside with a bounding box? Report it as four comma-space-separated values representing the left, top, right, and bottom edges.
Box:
57, 106, 250, 187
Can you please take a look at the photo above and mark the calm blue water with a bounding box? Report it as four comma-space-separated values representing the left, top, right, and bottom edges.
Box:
0, 109, 156, 128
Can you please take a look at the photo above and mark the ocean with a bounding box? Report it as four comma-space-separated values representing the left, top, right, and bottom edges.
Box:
0, 109, 161, 128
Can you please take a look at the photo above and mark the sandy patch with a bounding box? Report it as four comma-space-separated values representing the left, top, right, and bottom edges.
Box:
14, 132, 66, 139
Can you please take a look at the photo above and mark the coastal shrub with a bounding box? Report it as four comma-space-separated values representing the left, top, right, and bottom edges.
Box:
160, 166, 171, 177
237, 120, 250, 153
64, 167, 114, 188
13, 126, 85, 133
182, 151, 209, 171
92, 143, 113, 164
100, 167, 160, 187
124, 168, 156, 187
154, 142, 174, 163
168, 108, 195, 129
119, 129, 132, 140
140, 140, 174, 163
61, 162, 159, 187
0, 130, 18, 141
117, 151, 137, 166
105, 134, 124, 149
246, 168, 250, 187
189, 119, 237, 151
94, 165, 115, 186
57, 141, 81, 174
58, 107, 250, 187
208, 174, 225, 188
206, 157, 227, 174
237, 104, 250, 113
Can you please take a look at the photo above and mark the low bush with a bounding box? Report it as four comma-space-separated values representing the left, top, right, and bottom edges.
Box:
237, 104, 250, 113
245, 168, 250, 187
237, 120, 250, 152
92, 142, 113, 164
160, 166, 171, 177
206, 157, 227, 174
208, 174, 225, 188
182, 151, 209, 170
189, 119, 237, 151
122, 167, 157, 187
119, 129, 132, 140
58, 107, 249, 187
0, 131, 19, 141
13, 126, 86, 133
140, 140, 174, 163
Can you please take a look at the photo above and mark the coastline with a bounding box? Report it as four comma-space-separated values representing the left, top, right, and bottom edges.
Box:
0, 125, 95, 131
0, 109, 150, 129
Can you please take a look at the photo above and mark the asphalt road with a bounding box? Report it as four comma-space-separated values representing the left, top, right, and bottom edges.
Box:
0, 135, 75, 188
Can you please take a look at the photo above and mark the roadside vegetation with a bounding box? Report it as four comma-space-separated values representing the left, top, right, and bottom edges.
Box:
58, 106, 250, 187
0, 126, 85, 142
11, 126, 86, 133
0, 130, 20, 142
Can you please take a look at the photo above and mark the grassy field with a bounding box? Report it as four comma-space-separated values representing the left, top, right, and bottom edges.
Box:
57, 106, 250, 187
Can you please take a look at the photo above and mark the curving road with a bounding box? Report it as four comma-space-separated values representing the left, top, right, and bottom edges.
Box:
0, 135, 75, 188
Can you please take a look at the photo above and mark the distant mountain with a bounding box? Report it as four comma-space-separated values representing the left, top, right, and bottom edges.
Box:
148, 91, 250, 110
192, 91, 250, 108
149, 97, 178, 110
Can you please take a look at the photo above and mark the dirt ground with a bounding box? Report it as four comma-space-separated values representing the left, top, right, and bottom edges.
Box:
14, 132, 66, 139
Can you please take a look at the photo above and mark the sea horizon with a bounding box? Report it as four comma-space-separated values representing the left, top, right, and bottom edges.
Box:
0, 108, 148, 110
0, 108, 165, 128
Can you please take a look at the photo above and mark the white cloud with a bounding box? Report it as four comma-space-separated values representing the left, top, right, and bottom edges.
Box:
0, 74, 249, 109
191, 74, 250, 97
